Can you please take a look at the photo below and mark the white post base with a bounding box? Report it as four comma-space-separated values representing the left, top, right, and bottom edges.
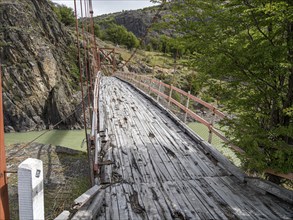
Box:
18, 158, 44, 220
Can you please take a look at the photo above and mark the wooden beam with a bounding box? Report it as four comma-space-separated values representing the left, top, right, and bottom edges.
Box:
73, 185, 101, 209
245, 177, 293, 204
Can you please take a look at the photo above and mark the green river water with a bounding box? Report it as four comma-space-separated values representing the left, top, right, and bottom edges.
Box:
188, 122, 241, 166
4, 130, 87, 152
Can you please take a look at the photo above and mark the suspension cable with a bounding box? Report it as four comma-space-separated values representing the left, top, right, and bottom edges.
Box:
6, 100, 86, 161
89, 0, 99, 73
74, 0, 93, 185
80, 0, 92, 125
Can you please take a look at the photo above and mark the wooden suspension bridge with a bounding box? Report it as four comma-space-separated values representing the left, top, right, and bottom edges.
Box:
0, 0, 293, 219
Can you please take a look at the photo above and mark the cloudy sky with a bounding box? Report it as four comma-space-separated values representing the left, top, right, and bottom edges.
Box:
51, 0, 158, 16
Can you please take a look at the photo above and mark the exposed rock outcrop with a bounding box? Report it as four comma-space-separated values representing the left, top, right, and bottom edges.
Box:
0, 0, 83, 131
96, 6, 172, 39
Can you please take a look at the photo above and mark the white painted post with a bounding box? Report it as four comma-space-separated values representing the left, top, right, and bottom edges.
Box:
184, 91, 191, 123
18, 158, 44, 220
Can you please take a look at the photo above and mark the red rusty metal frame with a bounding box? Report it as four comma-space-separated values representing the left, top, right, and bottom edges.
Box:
0, 64, 10, 219
91, 71, 101, 173
116, 71, 293, 181
98, 48, 116, 74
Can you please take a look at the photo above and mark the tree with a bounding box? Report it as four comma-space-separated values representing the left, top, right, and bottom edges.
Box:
170, 0, 293, 182
52, 3, 75, 26
103, 24, 140, 49
125, 32, 140, 49
94, 24, 102, 38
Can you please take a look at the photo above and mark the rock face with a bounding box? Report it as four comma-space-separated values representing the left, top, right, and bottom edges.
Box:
0, 0, 83, 131
96, 6, 171, 39
114, 9, 155, 38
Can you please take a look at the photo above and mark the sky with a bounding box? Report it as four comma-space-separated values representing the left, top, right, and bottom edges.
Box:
51, 0, 158, 16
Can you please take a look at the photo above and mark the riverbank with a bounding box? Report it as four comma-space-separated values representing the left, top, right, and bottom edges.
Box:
6, 143, 90, 219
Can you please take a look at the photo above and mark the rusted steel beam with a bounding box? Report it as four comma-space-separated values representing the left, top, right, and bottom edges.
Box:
98, 48, 116, 74
0, 64, 10, 220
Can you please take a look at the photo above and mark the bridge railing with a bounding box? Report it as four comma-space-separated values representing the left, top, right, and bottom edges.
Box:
115, 71, 292, 181
91, 71, 102, 173
116, 71, 241, 151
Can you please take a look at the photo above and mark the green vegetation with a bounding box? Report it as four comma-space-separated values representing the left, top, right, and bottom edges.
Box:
166, 0, 293, 182
145, 35, 186, 58
51, 3, 75, 26
5, 130, 87, 152
94, 24, 102, 38
94, 22, 139, 49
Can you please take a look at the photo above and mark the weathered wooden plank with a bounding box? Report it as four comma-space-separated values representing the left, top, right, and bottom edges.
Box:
131, 184, 148, 219
246, 177, 293, 204
73, 185, 101, 209
150, 183, 174, 220
122, 183, 144, 220
54, 211, 70, 220
139, 183, 161, 219
87, 190, 106, 219
128, 105, 175, 181
130, 103, 184, 181
220, 176, 293, 218
137, 96, 227, 178
120, 76, 246, 181
161, 181, 190, 219
104, 186, 111, 220
131, 131, 159, 183
109, 185, 120, 220
71, 190, 105, 220
116, 122, 147, 184
202, 176, 262, 219
99, 146, 113, 184
184, 179, 231, 219
165, 181, 200, 219
115, 184, 130, 220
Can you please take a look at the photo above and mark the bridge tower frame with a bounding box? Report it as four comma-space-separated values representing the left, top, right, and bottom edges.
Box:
98, 48, 116, 74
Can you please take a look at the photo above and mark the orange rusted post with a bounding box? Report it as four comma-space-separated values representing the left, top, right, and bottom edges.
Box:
0, 64, 10, 220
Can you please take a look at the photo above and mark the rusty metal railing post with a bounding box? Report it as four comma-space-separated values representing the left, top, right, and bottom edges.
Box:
139, 75, 142, 89
0, 64, 10, 220
168, 84, 173, 109
148, 78, 152, 95
157, 80, 162, 102
113, 48, 116, 74
184, 91, 191, 123
208, 109, 216, 144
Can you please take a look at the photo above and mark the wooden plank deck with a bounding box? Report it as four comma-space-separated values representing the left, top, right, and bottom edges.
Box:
94, 77, 293, 220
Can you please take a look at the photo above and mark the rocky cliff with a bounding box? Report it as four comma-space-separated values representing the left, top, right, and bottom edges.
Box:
96, 5, 172, 39
0, 0, 83, 132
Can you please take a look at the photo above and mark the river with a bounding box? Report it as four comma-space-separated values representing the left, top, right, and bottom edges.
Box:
4, 130, 87, 152
188, 122, 241, 166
